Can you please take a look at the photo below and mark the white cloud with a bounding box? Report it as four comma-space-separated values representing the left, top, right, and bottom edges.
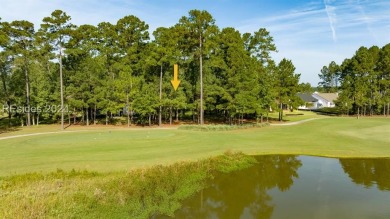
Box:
324, 0, 337, 42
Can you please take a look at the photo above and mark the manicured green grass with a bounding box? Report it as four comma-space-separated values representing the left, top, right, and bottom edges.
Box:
1, 116, 389, 176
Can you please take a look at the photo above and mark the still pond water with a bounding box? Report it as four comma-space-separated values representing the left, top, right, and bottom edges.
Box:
171, 155, 390, 219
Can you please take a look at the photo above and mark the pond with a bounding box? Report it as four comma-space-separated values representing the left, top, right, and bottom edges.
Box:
168, 155, 390, 219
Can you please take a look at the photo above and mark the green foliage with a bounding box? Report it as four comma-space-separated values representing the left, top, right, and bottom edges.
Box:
318, 61, 340, 92
0, 9, 304, 127
274, 59, 303, 121
0, 152, 256, 218
330, 44, 390, 116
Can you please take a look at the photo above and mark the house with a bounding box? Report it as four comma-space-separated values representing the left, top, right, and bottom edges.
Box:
297, 93, 318, 110
298, 92, 338, 109
312, 92, 338, 108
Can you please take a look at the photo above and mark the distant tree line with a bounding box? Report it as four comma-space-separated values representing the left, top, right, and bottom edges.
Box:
0, 10, 307, 127
318, 44, 390, 117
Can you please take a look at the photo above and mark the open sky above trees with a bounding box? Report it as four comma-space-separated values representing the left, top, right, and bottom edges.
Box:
1, 0, 389, 85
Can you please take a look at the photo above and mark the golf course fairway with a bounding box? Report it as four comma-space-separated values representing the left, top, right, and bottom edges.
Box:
1, 116, 389, 176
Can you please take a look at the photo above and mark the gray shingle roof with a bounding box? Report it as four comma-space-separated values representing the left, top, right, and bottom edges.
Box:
298, 93, 318, 102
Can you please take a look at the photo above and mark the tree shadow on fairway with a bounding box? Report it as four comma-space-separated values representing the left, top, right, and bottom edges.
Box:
309, 108, 342, 116
0, 117, 21, 135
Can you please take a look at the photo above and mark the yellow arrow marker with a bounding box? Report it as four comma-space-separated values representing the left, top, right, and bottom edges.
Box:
171, 64, 181, 91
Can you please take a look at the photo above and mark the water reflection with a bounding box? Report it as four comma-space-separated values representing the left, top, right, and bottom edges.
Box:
340, 158, 390, 191
174, 155, 302, 219
168, 156, 390, 219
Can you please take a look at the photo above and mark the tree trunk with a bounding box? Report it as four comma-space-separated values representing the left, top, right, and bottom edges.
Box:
32, 113, 35, 126
81, 108, 84, 124
20, 115, 24, 127
130, 107, 133, 126
278, 105, 281, 121
37, 114, 39, 126
279, 102, 283, 121
357, 107, 360, 119
7, 101, 11, 127
90, 107, 93, 124
73, 108, 76, 125
387, 103, 390, 117
159, 65, 163, 126
176, 109, 179, 122
1, 75, 11, 127
363, 105, 366, 117
370, 106, 373, 116
199, 34, 204, 125
192, 109, 196, 123
24, 64, 31, 127
127, 109, 130, 127
94, 104, 97, 125
169, 106, 173, 125
126, 91, 130, 127
148, 114, 151, 126
106, 112, 108, 125
86, 108, 89, 126
59, 47, 64, 130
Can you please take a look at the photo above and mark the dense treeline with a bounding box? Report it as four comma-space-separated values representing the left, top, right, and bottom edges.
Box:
318, 44, 390, 117
0, 10, 306, 127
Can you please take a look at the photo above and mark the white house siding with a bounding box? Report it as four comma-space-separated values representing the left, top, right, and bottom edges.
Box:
312, 93, 337, 108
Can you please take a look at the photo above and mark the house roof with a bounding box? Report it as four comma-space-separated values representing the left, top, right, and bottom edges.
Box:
315, 93, 338, 102
298, 93, 318, 102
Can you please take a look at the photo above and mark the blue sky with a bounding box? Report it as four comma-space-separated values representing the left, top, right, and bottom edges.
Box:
1, 0, 389, 85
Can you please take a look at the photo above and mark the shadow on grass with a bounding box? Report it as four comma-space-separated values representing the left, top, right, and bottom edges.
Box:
0, 116, 23, 134
307, 108, 342, 116
64, 124, 73, 130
